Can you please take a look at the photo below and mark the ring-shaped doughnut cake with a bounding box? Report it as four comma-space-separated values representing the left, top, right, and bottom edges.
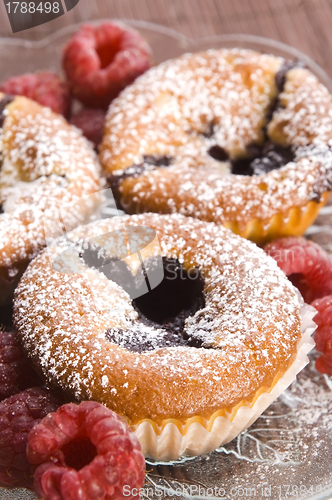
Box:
13, 213, 315, 459
0, 94, 101, 303
100, 48, 332, 244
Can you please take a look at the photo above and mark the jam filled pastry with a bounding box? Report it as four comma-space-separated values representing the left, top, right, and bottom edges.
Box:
14, 213, 316, 460
0, 94, 101, 304
100, 49, 332, 244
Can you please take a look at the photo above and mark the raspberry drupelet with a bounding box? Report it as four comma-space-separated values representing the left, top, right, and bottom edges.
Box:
0, 329, 42, 401
63, 22, 151, 108
70, 108, 106, 149
0, 387, 63, 489
264, 237, 332, 376
0, 72, 71, 117
28, 401, 146, 500
264, 237, 332, 304
312, 295, 332, 376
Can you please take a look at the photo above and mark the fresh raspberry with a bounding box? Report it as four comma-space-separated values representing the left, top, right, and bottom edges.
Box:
0, 329, 42, 401
28, 401, 145, 500
70, 108, 106, 148
311, 295, 332, 375
0, 387, 63, 489
63, 22, 152, 108
0, 72, 71, 117
264, 237, 332, 303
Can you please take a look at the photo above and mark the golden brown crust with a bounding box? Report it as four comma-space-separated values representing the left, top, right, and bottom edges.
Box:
14, 213, 302, 426
100, 50, 332, 240
100, 49, 282, 170
268, 67, 332, 145
0, 95, 101, 301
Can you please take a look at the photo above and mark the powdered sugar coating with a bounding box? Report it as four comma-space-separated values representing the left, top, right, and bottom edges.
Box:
100, 49, 332, 233
14, 213, 302, 425
269, 67, 332, 146
0, 95, 101, 301
100, 49, 282, 169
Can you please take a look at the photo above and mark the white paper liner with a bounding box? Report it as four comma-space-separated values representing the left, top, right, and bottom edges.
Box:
133, 300, 317, 460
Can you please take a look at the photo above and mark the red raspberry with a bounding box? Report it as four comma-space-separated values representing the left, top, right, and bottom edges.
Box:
0, 329, 42, 401
0, 387, 63, 488
264, 237, 332, 303
28, 401, 145, 500
63, 22, 152, 108
312, 295, 332, 375
70, 108, 106, 148
0, 72, 71, 117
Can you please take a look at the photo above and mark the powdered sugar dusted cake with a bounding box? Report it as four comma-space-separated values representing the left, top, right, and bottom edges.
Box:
13, 213, 316, 458
0, 94, 101, 303
100, 49, 332, 243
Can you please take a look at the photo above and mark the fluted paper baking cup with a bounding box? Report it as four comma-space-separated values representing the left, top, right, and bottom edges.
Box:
224, 193, 331, 245
133, 300, 316, 460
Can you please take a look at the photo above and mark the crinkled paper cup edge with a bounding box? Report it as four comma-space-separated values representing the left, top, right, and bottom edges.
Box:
133, 300, 317, 461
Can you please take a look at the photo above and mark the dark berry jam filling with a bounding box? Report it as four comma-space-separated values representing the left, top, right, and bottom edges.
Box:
231, 142, 295, 176
108, 257, 205, 352
205, 60, 304, 176
143, 155, 172, 167
133, 257, 205, 328
275, 59, 305, 93
206, 141, 295, 176
108, 154, 172, 200
207, 145, 229, 162
80, 245, 206, 352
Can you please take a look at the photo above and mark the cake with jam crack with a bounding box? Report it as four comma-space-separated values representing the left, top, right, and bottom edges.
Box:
13, 213, 316, 460
0, 93, 101, 304
100, 48, 332, 244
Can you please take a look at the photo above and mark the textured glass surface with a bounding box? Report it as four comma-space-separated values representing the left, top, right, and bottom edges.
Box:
1, 22, 332, 500
144, 353, 332, 500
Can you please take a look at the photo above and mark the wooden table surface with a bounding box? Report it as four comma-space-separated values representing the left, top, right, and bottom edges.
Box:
0, 0, 332, 77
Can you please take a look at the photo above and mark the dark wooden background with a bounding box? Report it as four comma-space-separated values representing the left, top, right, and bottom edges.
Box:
0, 0, 332, 77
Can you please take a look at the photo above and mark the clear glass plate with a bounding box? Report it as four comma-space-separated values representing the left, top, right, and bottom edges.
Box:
1, 21, 332, 500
